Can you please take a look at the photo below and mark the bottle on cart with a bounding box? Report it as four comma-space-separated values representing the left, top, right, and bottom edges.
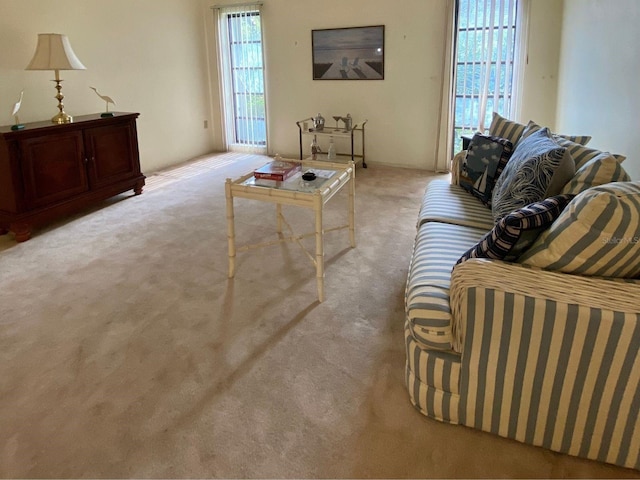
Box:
327, 137, 336, 160
311, 135, 320, 160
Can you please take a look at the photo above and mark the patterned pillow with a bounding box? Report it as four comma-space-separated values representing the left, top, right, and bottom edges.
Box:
491, 128, 575, 221
459, 133, 514, 206
561, 153, 631, 195
488, 112, 526, 145
520, 182, 640, 278
456, 194, 574, 264
553, 136, 627, 170
519, 120, 592, 146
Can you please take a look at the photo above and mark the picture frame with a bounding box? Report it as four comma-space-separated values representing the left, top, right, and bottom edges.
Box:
312, 25, 385, 80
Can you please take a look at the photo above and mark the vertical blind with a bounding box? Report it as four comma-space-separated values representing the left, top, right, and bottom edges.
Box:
454, 0, 518, 139
214, 3, 267, 152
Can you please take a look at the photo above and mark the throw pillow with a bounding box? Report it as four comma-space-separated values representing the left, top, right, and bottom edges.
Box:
519, 120, 592, 146
456, 194, 575, 264
520, 182, 640, 278
553, 136, 627, 170
488, 112, 526, 146
491, 127, 575, 221
561, 153, 631, 195
459, 133, 514, 206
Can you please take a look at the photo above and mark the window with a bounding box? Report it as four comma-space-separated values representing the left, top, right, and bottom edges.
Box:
452, 0, 521, 152
215, 4, 267, 151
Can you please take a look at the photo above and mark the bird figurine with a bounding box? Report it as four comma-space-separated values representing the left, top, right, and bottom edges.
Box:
90, 86, 116, 117
11, 90, 25, 130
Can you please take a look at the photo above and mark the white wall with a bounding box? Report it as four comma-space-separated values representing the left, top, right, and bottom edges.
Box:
204, 0, 451, 170
0, 0, 213, 173
519, 0, 562, 128
556, 0, 640, 180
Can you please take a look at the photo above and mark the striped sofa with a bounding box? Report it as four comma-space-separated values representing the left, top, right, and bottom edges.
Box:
404, 178, 640, 470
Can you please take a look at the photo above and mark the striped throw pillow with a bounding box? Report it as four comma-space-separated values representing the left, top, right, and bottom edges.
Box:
519, 120, 592, 146
561, 153, 631, 195
553, 136, 627, 170
488, 112, 526, 145
520, 182, 640, 278
457, 194, 574, 264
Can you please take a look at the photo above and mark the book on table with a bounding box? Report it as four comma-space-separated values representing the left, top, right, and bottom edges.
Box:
254, 160, 301, 181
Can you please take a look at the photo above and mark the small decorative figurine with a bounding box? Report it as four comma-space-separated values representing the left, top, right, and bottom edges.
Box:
11, 90, 25, 130
314, 113, 325, 131
90, 86, 116, 117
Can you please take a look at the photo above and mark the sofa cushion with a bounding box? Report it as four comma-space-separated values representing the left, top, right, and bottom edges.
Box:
520, 182, 640, 278
456, 194, 574, 264
459, 133, 514, 206
406, 221, 487, 351
553, 136, 627, 170
488, 112, 526, 145
519, 120, 592, 146
418, 179, 494, 231
491, 128, 575, 220
561, 153, 631, 195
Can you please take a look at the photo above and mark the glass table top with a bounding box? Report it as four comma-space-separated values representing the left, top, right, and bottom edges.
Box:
240, 167, 340, 193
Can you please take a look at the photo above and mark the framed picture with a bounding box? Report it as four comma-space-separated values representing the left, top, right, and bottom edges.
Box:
312, 25, 385, 80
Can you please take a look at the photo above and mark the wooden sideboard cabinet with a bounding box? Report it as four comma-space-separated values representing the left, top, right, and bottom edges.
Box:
0, 112, 145, 242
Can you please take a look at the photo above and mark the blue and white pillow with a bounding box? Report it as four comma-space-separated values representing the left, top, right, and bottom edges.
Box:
561, 152, 631, 195
491, 128, 575, 221
518, 120, 592, 147
456, 194, 574, 264
488, 112, 526, 145
459, 133, 513, 206
520, 182, 640, 278
553, 136, 627, 170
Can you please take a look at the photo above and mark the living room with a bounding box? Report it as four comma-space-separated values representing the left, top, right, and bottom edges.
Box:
1, 0, 639, 478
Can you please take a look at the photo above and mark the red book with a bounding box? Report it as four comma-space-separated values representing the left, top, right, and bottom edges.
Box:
254, 161, 301, 181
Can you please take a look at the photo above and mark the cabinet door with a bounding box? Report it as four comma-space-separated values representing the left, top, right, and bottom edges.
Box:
84, 121, 140, 189
20, 131, 89, 209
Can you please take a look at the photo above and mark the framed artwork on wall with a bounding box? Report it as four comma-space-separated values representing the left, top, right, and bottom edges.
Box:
312, 25, 385, 80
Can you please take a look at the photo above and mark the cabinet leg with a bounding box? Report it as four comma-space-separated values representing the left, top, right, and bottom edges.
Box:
11, 223, 32, 242
134, 178, 145, 195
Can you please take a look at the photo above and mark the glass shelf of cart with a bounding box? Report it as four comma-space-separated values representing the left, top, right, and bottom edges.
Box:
298, 125, 359, 137
296, 118, 368, 168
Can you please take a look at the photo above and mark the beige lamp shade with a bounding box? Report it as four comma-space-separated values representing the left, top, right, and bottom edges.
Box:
26, 33, 86, 71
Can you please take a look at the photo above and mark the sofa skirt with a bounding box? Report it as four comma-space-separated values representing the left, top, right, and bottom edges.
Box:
405, 321, 461, 424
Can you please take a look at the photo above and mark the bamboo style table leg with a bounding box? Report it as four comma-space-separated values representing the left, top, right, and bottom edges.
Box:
314, 191, 324, 302
276, 203, 283, 234
348, 169, 356, 248
225, 179, 236, 278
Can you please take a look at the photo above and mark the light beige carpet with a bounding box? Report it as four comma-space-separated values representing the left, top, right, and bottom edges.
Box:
0, 152, 638, 478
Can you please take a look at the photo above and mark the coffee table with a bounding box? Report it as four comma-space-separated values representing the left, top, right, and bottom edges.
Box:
225, 159, 356, 302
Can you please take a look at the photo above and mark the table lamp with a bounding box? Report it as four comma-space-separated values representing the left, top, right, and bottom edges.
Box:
26, 33, 86, 124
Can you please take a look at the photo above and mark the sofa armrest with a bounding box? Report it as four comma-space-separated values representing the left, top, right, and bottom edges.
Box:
450, 259, 640, 350
450, 258, 640, 352
450, 150, 466, 186
448, 258, 640, 468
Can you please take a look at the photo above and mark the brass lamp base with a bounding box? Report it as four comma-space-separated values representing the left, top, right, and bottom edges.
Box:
50, 76, 73, 124
52, 112, 73, 124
